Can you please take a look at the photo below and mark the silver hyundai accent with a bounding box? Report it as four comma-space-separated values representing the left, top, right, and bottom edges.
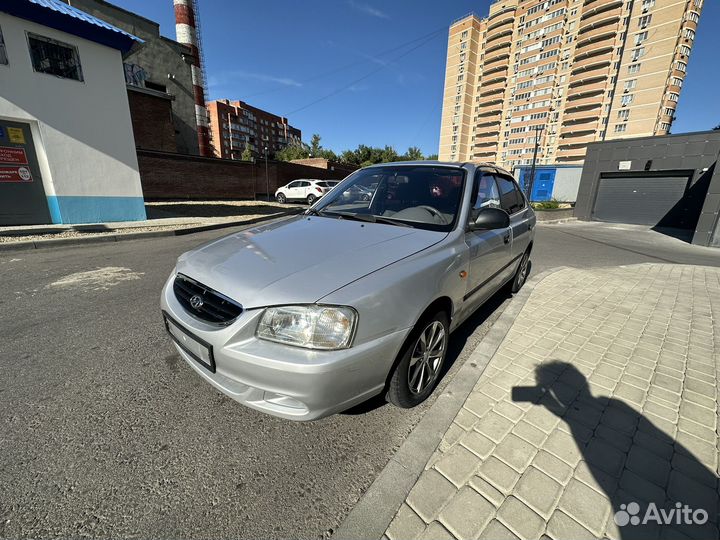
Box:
161, 162, 535, 420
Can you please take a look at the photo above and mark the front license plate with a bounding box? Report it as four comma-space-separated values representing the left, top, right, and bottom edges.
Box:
163, 312, 216, 373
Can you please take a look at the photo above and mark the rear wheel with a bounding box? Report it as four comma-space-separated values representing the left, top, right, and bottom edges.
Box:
307, 194, 317, 205
276, 192, 286, 204
386, 312, 449, 408
511, 249, 531, 293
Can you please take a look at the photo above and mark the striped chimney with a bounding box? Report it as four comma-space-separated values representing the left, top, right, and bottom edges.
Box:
174, 0, 212, 157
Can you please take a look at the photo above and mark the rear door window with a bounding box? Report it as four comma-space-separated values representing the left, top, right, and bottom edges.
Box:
495, 175, 525, 215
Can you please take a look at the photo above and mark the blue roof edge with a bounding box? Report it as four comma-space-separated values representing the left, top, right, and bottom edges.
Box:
2, 0, 142, 52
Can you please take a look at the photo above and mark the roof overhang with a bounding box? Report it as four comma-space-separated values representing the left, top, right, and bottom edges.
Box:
1, 0, 142, 52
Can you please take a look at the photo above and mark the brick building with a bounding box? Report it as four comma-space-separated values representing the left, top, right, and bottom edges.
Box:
439, 0, 704, 168
207, 99, 302, 160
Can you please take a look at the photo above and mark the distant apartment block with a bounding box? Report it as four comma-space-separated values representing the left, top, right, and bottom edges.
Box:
207, 99, 302, 160
438, 0, 704, 168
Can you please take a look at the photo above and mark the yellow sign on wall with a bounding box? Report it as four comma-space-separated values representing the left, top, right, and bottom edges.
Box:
7, 128, 25, 144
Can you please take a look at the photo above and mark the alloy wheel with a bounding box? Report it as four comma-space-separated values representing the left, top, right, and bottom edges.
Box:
407, 321, 446, 395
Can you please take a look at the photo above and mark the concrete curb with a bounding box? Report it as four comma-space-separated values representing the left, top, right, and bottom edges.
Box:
333, 267, 564, 540
0, 210, 302, 253
537, 217, 577, 225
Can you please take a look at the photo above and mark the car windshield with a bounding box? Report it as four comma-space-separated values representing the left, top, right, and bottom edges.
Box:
314, 165, 466, 232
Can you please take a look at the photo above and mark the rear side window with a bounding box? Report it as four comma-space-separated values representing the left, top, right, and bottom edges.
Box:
299, 181, 310, 187
0, 26, 7, 65
495, 175, 526, 214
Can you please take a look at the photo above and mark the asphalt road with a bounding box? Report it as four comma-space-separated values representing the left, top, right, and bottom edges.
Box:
1, 220, 718, 539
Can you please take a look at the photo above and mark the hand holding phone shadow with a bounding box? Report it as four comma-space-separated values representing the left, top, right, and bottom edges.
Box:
512, 360, 719, 540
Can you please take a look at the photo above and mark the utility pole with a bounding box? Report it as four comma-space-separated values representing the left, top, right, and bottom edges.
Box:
263, 136, 270, 201
526, 125, 545, 202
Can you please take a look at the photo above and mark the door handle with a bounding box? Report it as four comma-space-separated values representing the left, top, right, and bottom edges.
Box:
503, 232, 511, 244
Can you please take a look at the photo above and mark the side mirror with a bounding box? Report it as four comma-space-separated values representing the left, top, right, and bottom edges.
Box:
469, 207, 510, 231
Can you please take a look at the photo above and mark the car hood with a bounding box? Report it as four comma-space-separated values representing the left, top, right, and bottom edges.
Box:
176, 215, 446, 308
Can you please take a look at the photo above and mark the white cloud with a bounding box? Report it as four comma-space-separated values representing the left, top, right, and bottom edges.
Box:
347, 0, 390, 19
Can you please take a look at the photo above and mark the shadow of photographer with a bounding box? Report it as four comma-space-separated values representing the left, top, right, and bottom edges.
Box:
513, 360, 718, 539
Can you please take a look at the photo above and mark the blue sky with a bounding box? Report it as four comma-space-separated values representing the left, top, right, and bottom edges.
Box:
115, 0, 720, 155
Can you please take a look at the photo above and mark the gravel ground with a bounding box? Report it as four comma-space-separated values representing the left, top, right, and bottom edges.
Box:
0, 199, 304, 244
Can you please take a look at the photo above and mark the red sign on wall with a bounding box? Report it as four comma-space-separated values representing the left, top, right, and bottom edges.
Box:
0, 166, 33, 183
0, 147, 29, 165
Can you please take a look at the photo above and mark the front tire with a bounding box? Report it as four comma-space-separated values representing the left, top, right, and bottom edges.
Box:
386, 312, 449, 408
307, 194, 317, 205
276, 193, 286, 204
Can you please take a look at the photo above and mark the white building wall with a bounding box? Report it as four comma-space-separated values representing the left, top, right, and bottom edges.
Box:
0, 11, 145, 223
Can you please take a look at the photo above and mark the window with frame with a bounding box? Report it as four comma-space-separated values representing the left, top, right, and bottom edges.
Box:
28, 33, 83, 80
461, 30, 468, 39
639, 15, 652, 27
687, 11, 699, 23
614, 124, 627, 133
624, 79, 637, 91
672, 77, 683, 87
631, 47, 645, 61
675, 61, 687, 72
664, 107, 675, 117
621, 94, 634, 106
471, 173, 501, 214
617, 109, 630, 120
684, 28, 695, 40
628, 63, 641, 74
635, 31, 649, 45
668, 92, 679, 102
0, 26, 7, 65
679, 45, 691, 56
495, 175, 525, 214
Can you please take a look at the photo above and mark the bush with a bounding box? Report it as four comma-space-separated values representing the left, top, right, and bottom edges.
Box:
531, 199, 561, 210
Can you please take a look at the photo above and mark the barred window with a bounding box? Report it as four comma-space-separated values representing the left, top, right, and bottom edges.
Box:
28, 33, 83, 81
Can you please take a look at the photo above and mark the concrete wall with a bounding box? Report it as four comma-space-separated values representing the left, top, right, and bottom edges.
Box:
0, 11, 145, 223
138, 150, 357, 200
575, 131, 720, 247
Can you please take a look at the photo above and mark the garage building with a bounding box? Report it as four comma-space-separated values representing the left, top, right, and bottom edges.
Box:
574, 131, 720, 248
0, 0, 145, 225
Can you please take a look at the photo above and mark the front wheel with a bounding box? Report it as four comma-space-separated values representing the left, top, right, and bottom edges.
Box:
386, 312, 449, 408
276, 192, 286, 204
307, 194, 317, 205
511, 250, 531, 293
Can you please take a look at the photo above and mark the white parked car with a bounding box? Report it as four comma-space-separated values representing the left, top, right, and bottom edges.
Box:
275, 179, 333, 205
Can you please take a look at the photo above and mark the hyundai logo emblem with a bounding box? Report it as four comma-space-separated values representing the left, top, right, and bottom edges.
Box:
189, 295, 204, 310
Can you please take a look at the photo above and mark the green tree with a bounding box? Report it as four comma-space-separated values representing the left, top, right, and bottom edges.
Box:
275, 143, 310, 161
309, 133, 323, 156
426, 154, 438, 160
404, 146, 424, 161
240, 145, 253, 161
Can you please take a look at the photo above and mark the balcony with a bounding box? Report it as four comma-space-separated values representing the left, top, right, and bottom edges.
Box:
565, 94, 604, 110
477, 119, 501, 130
556, 144, 589, 161
580, 0, 623, 23
487, 8, 515, 32
567, 84, 606, 101
476, 126, 501, 138
571, 57, 611, 76
477, 96, 504, 108
568, 72, 609, 90
559, 132, 598, 145
479, 81, 505, 96
485, 66, 509, 80
485, 40, 511, 55
562, 108, 601, 125
482, 72, 508, 85
477, 111, 502, 124
485, 27, 513, 44
576, 27, 617, 50
578, 12, 620, 36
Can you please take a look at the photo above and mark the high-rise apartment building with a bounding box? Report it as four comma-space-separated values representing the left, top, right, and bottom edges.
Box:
439, 0, 703, 168
207, 99, 302, 160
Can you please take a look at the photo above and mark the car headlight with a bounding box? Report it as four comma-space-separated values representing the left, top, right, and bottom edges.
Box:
256, 305, 357, 350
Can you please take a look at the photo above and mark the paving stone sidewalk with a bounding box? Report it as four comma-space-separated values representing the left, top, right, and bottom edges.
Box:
384, 264, 720, 540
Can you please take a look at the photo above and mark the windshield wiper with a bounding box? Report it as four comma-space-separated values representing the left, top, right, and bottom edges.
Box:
305, 208, 324, 216
321, 210, 377, 223
372, 216, 414, 228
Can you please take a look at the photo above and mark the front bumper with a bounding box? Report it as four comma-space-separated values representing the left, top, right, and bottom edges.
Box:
160, 274, 408, 421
